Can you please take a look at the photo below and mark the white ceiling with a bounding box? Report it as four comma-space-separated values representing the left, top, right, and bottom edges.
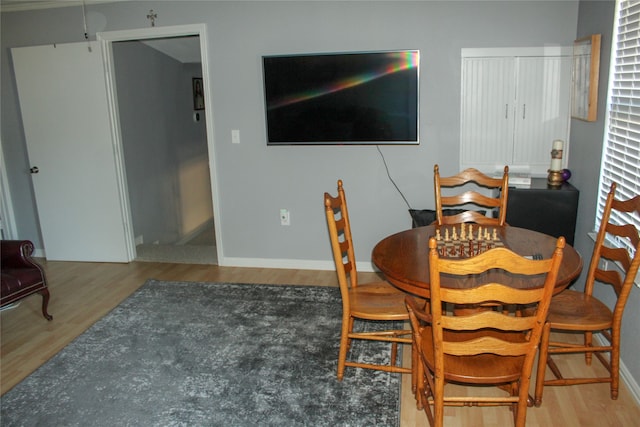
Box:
0, 0, 138, 12
0, 1, 125, 12
141, 37, 201, 64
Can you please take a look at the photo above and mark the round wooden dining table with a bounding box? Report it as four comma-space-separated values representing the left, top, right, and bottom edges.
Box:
372, 225, 583, 299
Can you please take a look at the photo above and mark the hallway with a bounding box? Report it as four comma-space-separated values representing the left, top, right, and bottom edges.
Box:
135, 222, 216, 265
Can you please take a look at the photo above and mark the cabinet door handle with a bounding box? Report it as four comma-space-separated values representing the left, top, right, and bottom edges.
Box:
505, 104, 509, 119
522, 104, 526, 119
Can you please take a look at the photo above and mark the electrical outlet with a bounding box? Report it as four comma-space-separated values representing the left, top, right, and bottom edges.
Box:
280, 209, 290, 226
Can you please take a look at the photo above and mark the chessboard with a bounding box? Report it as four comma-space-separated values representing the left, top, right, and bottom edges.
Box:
434, 224, 505, 258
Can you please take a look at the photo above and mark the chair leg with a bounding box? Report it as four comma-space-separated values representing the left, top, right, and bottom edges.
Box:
534, 322, 551, 407
411, 340, 416, 393
514, 392, 529, 427
337, 315, 351, 381
391, 341, 398, 367
433, 375, 445, 427
40, 288, 53, 321
611, 334, 620, 400
585, 331, 593, 365
415, 359, 424, 410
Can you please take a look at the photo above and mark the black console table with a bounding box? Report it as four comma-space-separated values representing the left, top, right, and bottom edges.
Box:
505, 178, 579, 245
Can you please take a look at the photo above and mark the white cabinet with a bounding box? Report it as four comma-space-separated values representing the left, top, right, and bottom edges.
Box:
460, 48, 572, 176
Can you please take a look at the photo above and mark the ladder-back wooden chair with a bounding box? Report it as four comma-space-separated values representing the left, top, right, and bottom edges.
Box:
434, 164, 509, 226
534, 182, 640, 405
324, 179, 412, 380
406, 236, 565, 427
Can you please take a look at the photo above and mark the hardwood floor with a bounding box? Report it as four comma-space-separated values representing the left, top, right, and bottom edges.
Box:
2, 260, 640, 426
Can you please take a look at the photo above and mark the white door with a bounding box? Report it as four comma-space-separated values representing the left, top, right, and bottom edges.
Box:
460, 57, 516, 171
12, 42, 129, 262
513, 56, 572, 170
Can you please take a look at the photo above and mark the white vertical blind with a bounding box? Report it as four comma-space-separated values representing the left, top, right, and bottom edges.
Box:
597, 0, 640, 253
460, 57, 515, 169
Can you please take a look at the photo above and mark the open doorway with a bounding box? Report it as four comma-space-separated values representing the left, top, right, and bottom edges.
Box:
98, 24, 221, 265
111, 35, 216, 265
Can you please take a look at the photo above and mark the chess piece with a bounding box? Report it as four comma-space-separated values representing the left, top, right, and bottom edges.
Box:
460, 224, 466, 241
477, 226, 483, 241
436, 229, 441, 240
493, 228, 498, 241
445, 228, 450, 241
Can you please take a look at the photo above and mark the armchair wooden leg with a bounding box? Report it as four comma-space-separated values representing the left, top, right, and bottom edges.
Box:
40, 288, 53, 321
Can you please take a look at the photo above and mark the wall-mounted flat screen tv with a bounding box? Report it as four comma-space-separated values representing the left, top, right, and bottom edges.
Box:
262, 50, 419, 145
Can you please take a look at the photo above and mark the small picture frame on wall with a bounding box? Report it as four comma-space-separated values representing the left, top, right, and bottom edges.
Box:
192, 77, 205, 110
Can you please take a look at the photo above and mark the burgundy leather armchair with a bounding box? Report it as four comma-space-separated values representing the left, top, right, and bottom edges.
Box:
1, 240, 52, 320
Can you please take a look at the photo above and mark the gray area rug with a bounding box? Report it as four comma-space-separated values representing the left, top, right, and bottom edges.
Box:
1, 280, 402, 426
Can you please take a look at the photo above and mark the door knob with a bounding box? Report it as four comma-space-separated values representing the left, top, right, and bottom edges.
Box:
30, 166, 39, 174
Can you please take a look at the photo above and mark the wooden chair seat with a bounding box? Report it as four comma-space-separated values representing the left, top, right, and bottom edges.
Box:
348, 282, 411, 320
545, 289, 613, 331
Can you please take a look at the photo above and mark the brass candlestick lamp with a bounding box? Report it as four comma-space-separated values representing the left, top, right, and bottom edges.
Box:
547, 170, 563, 187
547, 139, 564, 187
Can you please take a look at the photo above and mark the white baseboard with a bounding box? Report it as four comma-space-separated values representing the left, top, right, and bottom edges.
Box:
594, 333, 640, 405
620, 358, 640, 404
218, 256, 378, 273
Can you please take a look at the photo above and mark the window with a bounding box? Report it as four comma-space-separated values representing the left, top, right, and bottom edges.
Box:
597, 0, 640, 254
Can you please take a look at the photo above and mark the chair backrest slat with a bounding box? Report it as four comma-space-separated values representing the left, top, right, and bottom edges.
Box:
441, 309, 539, 331
439, 283, 547, 306
444, 336, 532, 357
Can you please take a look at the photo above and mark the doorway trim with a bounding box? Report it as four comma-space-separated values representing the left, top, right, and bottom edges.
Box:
97, 24, 222, 263
0, 137, 18, 240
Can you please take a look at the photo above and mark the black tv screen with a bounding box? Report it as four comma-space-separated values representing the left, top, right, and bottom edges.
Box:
262, 50, 419, 145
